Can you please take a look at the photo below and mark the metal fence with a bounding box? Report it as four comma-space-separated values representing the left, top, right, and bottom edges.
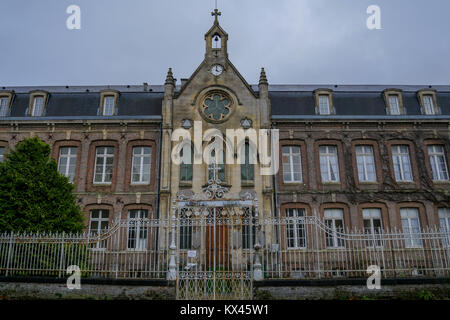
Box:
259, 216, 450, 279
0, 218, 169, 279
0, 215, 449, 281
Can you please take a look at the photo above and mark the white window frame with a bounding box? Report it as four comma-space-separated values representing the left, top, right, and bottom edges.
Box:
0, 97, 9, 117
102, 96, 115, 116
400, 208, 423, 248
319, 145, 340, 183
318, 95, 331, 115
282, 146, 302, 183
89, 210, 110, 250
423, 95, 436, 115
286, 208, 307, 249
131, 146, 152, 185
439, 208, 450, 247
93, 147, 114, 184
58, 147, 78, 183
31, 96, 44, 117
392, 145, 413, 182
355, 145, 377, 182
324, 209, 345, 248
362, 208, 383, 247
428, 145, 449, 181
127, 209, 149, 251
388, 95, 400, 115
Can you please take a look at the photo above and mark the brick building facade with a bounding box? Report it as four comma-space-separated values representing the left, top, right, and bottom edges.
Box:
0, 13, 449, 238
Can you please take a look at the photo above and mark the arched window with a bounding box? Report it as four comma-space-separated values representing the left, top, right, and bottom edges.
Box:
127, 209, 149, 251
212, 33, 221, 49
208, 148, 225, 182
180, 144, 193, 182
241, 141, 254, 182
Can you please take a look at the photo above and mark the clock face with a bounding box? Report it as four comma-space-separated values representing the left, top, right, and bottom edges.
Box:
211, 64, 223, 76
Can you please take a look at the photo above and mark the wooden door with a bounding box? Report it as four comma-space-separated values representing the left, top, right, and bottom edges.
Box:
205, 216, 229, 271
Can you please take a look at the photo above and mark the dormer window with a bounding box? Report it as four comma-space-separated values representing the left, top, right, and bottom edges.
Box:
314, 89, 333, 115
27, 91, 48, 117
0, 96, 10, 117
319, 95, 330, 115
388, 95, 400, 115
383, 89, 404, 115
418, 90, 439, 115
31, 96, 44, 116
0, 91, 14, 117
99, 91, 119, 116
102, 96, 115, 116
423, 95, 436, 115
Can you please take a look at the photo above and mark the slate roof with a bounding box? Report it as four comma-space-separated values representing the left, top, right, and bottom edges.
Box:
1, 84, 449, 119
267, 85, 450, 117
1, 85, 164, 119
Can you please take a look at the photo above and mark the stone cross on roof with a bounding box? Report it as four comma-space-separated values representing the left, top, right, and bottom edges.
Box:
211, 8, 221, 22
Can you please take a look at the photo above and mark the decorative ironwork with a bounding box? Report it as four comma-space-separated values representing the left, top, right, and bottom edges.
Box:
172, 161, 259, 300
1, 215, 449, 298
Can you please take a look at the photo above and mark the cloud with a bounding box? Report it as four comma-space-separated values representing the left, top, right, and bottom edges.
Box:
0, 0, 449, 85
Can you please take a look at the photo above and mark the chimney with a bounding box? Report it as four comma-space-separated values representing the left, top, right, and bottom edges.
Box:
180, 78, 188, 87
143, 82, 148, 91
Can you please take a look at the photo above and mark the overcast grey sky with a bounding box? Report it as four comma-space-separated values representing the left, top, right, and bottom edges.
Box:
0, 0, 449, 86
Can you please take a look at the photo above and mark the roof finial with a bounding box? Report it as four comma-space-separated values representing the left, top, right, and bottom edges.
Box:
259, 68, 268, 85
165, 68, 174, 86
211, 3, 221, 23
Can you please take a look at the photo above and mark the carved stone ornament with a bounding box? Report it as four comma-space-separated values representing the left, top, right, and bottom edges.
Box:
199, 90, 232, 123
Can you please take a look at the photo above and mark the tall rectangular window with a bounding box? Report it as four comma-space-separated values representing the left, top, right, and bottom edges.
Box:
180, 146, 193, 182
242, 208, 256, 250
355, 145, 376, 182
0, 98, 9, 116
94, 147, 114, 184
362, 208, 383, 247
131, 146, 151, 184
102, 96, 115, 116
319, 146, 340, 183
401, 208, 422, 248
388, 95, 400, 115
89, 210, 109, 249
58, 147, 78, 183
127, 209, 148, 250
286, 208, 307, 249
180, 208, 193, 250
324, 209, 345, 248
208, 149, 225, 182
282, 146, 302, 183
319, 95, 331, 115
392, 145, 413, 182
31, 96, 44, 116
423, 95, 436, 115
428, 145, 449, 181
241, 142, 254, 181
439, 208, 450, 247
0, 147, 4, 163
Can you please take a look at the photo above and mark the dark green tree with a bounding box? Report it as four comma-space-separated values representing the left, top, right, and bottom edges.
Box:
0, 137, 85, 233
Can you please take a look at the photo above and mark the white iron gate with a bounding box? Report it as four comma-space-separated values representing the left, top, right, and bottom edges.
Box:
168, 169, 260, 300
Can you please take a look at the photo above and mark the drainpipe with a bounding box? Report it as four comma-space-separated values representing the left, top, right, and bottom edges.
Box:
155, 121, 162, 219
271, 121, 279, 218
